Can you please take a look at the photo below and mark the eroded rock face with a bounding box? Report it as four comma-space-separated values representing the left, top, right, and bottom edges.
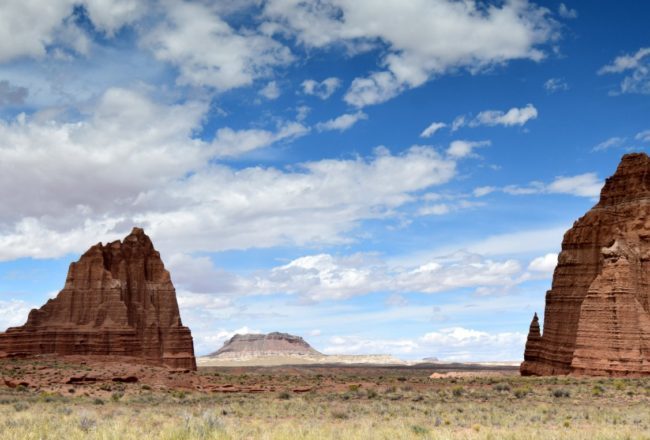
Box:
0, 228, 196, 370
521, 153, 650, 376
210, 332, 321, 359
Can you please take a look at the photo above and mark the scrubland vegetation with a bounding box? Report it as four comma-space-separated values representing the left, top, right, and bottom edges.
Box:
1, 367, 650, 439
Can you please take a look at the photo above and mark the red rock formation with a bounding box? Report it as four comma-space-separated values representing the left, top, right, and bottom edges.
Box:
0, 228, 196, 370
521, 153, 650, 376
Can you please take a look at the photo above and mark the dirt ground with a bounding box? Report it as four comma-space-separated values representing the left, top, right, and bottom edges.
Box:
0, 355, 518, 396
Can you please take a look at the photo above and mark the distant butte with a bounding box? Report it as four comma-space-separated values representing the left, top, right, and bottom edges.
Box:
0, 228, 196, 370
522, 153, 650, 376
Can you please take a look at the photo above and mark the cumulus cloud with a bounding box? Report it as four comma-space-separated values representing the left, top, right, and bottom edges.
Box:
323, 327, 526, 361
470, 104, 538, 127
0, 300, 35, 331
0, 88, 458, 260
259, 80, 281, 99
527, 252, 558, 274
446, 140, 490, 158
599, 47, 650, 95
546, 173, 603, 197
0, 0, 148, 62
557, 3, 577, 19
261, 0, 556, 107
315, 111, 367, 132
301, 77, 341, 99
477, 173, 603, 199
143, 1, 293, 90
212, 121, 309, 156
420, 122, 446, 138
544, 77, 569, 93
240, 250, 525, 302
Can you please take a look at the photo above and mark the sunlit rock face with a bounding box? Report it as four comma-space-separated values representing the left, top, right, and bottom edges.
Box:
522, 153, 650, 376
0, 228, 196, 370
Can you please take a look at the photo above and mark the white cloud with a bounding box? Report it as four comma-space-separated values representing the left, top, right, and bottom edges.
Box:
558, 3, 577, 19
143, 1, 293, 90
0, 300, 35, 331
262, 0, 556, 107
84, 0, 146, 36
0, 0, 75, 62
323, 335, 418, 355
473, 186, 497, 197
599, 47, 650, 95
471, 104, 538, 127
485, 173, 603, 199
635, 130, 650, 143
0, 101, 458, 260
546, 173, 603, 197
451, 115, 466, 132
544, 77, 569, 92
322, 327, 525, 361
259, 80, 281, 99
420, 121, 446, 138
419, 327, 526, 361
592, 136, 626, 152
527, 252, 557, 274
301, 77, 341, 99
446, 140, 490, 158
243, 250, 524, 302
212, 121, 309, 156
316, 111, 367, 132
0, 0, 150, 62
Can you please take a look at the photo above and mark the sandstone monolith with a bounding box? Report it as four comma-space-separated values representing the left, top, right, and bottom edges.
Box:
0, 228, 196, 370
521, 153, 650, 376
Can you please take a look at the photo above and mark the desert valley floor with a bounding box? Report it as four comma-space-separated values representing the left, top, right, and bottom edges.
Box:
1, 357, 650, 439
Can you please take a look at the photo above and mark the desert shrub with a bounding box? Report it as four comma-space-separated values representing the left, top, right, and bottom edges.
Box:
278, 391, 291, 400
493, 383, 511, 392
366, 389, 378, 399
93, 398, 105, 405
141, 384, 152, 391
331, 410, 349, 420
111, 391, 124, 402
348, 384, 361, 392
78, 414, 97, 432
411, 425, 428, 435
13, 402, 29, 412
592, 384, 605, 396
397, 377, 407, 382
452, 386, 464, 397
514, 386, 532, 398
552, 388, 570, 398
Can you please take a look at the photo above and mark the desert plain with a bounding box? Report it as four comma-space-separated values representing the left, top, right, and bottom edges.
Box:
1, 357, 649, 440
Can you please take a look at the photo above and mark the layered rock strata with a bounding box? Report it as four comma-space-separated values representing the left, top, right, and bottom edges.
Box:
521, 153, 650, 376
0, 228, 196, 370
210, 332, 321, 359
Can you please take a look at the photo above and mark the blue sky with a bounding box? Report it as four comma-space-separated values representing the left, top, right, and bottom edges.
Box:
0, 0, 649, 361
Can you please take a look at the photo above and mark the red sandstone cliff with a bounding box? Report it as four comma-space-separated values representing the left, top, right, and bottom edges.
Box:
521, 153, 650, 376
0, 228, 196, 370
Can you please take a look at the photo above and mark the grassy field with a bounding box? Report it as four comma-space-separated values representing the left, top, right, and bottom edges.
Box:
1, 365, 650, 439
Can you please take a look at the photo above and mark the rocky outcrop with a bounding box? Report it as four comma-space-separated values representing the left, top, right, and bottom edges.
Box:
521, 153, 650, 376
210, 332, 321, 359
0, 228, 196, 370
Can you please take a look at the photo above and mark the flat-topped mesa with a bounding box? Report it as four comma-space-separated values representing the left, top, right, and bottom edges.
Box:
210, 332, 321, 358
0, 228, 196, 370
521, 152, 650, 376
